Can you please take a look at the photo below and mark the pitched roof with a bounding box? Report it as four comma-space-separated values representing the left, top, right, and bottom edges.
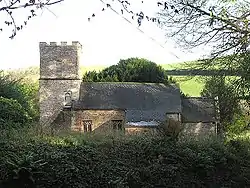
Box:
73, 82, 181, 122
181, 97, 217, 123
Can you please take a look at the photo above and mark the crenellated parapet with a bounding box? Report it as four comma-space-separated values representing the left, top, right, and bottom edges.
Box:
39, 41, 82, 48
39, 41, 82, 80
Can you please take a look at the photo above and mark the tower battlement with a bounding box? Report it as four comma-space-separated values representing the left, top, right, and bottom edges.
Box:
39, 41, 82, 47
39, 41, 82, 80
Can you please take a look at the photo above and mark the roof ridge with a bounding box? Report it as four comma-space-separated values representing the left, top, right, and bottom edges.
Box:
81, 82, 178, 87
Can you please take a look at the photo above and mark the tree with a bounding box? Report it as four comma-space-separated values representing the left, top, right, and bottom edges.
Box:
90, 0, 250, 59
0, 96, 30, 126
157, 0, 250, 98
201, 76, 240, 131
158, 0, 250, 57
0, 0, 64, 39
90, 0, 250, 96
0, 70, 38, 123
92, 1, 247, 58
82, 57, 170, 84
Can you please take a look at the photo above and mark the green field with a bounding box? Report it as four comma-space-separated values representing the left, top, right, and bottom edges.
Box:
172, 76, 204, 97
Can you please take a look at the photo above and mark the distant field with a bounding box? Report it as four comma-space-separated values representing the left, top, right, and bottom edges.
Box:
161, 62, 205, 96
172, 76, 204, 97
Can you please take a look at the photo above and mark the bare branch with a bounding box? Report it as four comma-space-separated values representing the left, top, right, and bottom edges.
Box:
0, 0, 64, 38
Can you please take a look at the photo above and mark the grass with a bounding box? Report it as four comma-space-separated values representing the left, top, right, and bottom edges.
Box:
172, 76, 205, 97
161, 62, 206, 96
1, 126, 250, 187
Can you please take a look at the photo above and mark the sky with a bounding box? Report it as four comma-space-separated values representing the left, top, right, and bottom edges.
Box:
0, 0, 205, 70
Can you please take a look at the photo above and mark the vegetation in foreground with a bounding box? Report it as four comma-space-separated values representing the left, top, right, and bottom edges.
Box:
1, 127, 250, 188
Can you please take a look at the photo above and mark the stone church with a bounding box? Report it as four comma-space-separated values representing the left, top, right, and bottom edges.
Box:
39, 41, 218, 135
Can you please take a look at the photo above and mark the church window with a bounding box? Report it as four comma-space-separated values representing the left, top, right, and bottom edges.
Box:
64, 90, 72, 107
82, 120, 92, 132
111, 120, 123, 130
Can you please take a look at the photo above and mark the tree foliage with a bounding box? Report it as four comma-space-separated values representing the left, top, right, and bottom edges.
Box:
90, 0, 250, 59
158, 0, 250, 56
0, 96, 29, 125
201, 76, 240, 130
0, 0, 64, 39
82, 57, 170, 84
88, 0, 179, 27
0, 71, 39, 125
90, 0, 250, 97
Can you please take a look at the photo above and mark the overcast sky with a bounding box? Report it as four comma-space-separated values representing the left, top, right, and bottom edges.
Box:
0, 0, 204, 70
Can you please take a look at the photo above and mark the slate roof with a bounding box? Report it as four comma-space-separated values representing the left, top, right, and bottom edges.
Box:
181, 97, 217, 123
72, 82, 181, 122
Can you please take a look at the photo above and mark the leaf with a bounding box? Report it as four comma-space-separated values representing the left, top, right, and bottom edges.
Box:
29, 0, 35, 4
157, 2, 163, 6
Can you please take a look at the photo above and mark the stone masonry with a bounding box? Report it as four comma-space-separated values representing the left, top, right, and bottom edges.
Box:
39, 41, 82, 127
38, 41, 218, 135
72, 109, 125, 132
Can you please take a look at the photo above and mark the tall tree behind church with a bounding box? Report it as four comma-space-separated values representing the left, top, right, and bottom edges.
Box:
82, 58, 170, 84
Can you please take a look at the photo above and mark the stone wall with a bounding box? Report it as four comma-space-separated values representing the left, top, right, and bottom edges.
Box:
72, 109, 125, 132
52, 109, 73, 131
39, 41, 82, 127
166, 113, 181, 122
125, 121, 216, 136
125, 126, 157, 135
39, 41, 82, 79
182, 122, 217, 135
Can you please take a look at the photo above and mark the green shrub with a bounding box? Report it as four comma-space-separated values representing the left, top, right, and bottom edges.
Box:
0, 71, 39, 122
157, 118, 183, 140
1, 128, 250, 187
0, 97, 30, 126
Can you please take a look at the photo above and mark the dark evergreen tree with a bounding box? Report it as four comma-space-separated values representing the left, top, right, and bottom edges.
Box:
82, 57, 170, 84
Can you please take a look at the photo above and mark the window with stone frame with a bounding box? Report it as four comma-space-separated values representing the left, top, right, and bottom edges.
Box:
82, 120, 92, 132
64, 90, 72, 107
111, 120, 123, 130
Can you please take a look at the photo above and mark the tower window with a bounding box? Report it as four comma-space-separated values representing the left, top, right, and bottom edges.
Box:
64, 90, 72, 107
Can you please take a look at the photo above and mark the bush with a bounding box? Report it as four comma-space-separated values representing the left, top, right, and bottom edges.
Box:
0, 97, 30, 126
1, 128, 250, 188
0, 70, 39, 123
157, 118, 183, 140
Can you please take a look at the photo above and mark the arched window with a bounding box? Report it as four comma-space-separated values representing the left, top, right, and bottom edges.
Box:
64, 90, 72, 107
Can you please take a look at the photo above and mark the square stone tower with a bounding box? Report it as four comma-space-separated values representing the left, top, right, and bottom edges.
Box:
39, 41, 82, 128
